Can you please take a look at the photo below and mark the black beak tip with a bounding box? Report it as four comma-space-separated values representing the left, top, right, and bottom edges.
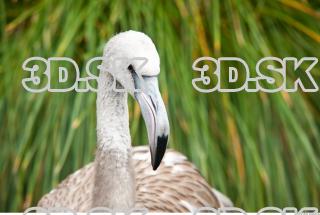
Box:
152, 164, 158, 171
152, 135, 168, 170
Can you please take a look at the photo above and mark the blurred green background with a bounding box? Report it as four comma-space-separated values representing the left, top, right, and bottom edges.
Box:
1, 0, 320, 212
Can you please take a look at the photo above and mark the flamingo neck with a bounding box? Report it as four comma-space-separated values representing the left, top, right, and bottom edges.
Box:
94, 71, 135, 210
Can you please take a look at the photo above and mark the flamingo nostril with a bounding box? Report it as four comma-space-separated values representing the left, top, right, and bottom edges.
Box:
149, 95, 157, 111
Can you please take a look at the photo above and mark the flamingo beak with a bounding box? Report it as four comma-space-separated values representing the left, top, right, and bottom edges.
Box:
134, 76, 169, 170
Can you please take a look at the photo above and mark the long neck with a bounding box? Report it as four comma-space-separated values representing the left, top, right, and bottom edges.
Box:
93, 72, 135, 210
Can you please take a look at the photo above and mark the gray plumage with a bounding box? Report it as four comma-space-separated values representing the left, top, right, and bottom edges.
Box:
38, 146, 232, 212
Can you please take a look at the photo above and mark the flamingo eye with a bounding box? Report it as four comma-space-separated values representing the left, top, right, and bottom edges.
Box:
128, 64, 134, 73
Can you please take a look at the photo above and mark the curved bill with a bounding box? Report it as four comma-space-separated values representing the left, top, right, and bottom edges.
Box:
134, 77, 169, 170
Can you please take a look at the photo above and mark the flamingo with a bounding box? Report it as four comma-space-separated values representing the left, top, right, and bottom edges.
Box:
37, 30, 232, 212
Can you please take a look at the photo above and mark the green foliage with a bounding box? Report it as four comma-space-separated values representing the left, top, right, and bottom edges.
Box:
1, 0, 320, 211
